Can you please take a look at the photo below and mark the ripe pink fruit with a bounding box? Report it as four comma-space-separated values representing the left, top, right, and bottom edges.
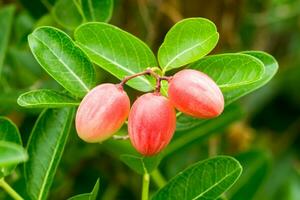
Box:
75, 83, 130, 143
168, 69, 224, 118
128, 93, 176, 156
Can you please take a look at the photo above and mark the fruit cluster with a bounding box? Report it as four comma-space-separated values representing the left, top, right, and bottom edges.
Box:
75, 69, 224, 156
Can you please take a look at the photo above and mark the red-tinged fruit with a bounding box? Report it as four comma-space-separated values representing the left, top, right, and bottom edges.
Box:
76, 83, 130, 143
128, 93, 176, 156
168, 69, 224, 118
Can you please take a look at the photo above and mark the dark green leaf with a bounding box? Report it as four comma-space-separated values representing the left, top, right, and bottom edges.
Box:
152, 156, 242, 200
158, 18, 219, 72
167, 104, 242, 155
75, 22, 157, 92
53, 0, 113, 29
81, 0, 113, 22
189, 53, 265, 91
52, 0, 83, 29
0, 5, 15, 76
227, 150, 270, 200
68, 178, 100, 200
120, 154, 162, 174
18, 89, 80, 108
25, 108, 75, 200
8, 47, 42, 87
28, 27, 96, 97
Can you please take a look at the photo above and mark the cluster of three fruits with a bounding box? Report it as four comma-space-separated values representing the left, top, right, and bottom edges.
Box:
75, 69, 224, 156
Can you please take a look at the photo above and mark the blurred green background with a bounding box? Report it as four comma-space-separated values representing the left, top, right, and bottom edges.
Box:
0, 0, 300, 199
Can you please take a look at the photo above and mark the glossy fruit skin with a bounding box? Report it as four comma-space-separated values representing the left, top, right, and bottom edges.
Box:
168, 69, 224, 118
128, 93, 176, 156
76, 83, 130, 143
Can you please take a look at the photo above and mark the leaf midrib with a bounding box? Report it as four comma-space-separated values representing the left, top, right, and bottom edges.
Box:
31, 34, 90, 93
191, 167, 241, 200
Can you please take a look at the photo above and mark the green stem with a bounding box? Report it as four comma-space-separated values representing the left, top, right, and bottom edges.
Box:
0, 178, 23, 200
142, 173, 150, 200
151, 169, 167, 188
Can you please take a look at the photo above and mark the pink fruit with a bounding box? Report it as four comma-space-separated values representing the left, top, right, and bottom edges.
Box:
75, 84, 130, 143
128, 93, 176, 156
168, 69, 224, 118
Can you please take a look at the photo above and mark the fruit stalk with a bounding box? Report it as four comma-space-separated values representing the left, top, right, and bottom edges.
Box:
119, 68, 171, 93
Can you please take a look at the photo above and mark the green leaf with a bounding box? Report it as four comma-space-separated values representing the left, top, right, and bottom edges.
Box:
227, 150, 270, 200
28, 26, 96, 97
17, 89, 80, 108
158, 18, 219, 72
52, 0, 83, 29
0, 117, 24, 177
81, 0, 113, 22
25, 108, 75, 200
0, 141, 27, 168
223, 51, 278, 105
152, 156, 242, 200
120, 154, 162, 174
68, 178, 100, 200
0, 5, 15, 76
167, 104, 242, 155
189, 53, 265, 91
74, 22, 157, 92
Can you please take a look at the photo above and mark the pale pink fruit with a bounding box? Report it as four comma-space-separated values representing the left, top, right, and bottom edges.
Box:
168, 69, 224, 118
76, 84, 130, 142
128, 93, 176, 156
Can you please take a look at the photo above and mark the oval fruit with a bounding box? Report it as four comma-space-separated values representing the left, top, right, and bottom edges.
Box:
76, 84, 130, 142
128, 93, 176, 156
168, 69, 224, 118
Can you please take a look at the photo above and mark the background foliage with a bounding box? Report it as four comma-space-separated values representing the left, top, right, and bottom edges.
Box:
0, 0, 300, 199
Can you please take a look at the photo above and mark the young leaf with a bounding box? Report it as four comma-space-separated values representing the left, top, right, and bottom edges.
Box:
74, 22, 157, 92
68, 178, 100, 200
52, 0, 83, 29
0, 5, 15, 76
17, 89, 80, 108
28, 27, 96, 97
0, 117, 23, 177
158, 18, 219, 72
227, 150, 270, 200
25, 108, 75, 200
0, 141, 27, 168
189, 53, 265, 90
223, 51, 278, 105
120, 154, 162, 174
81, 0, 113, 22
152, 156, 242, 200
